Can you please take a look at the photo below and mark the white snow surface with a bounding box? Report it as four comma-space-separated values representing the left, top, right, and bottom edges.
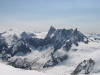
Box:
0, 62, 54, 75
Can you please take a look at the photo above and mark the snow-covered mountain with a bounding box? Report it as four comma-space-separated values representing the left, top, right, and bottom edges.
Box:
0, 26, 100, 75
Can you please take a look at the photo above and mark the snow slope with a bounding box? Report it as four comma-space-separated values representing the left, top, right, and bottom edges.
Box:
0, 62, 54, 75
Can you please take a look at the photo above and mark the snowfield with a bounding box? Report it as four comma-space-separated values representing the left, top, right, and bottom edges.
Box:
0, 62, 54, 75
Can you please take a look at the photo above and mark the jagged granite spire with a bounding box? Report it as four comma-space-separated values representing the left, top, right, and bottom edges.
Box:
50, 26, 56, 31
73, 28, 78, 34
75, 28, 77, 31
46, 26, 56, 38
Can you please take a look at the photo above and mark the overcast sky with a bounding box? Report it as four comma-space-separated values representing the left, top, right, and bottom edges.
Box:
0, 0, 100, 33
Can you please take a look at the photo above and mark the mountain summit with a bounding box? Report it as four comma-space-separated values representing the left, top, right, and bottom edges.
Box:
46, 26, 56, 38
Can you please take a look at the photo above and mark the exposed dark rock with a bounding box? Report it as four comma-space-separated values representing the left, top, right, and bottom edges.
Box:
9, 58, 30, 69
28, 37, 53, 48
0, 36, 8, 53
53, 40, 65, 52
43, 53, 68, 68
46, 26, 56, 38
6, 39, 31, 56
21, 31, 35, 40
63, 40, 72, 51
72, 59, 95, 75
1, 54, 11, 61
72, 28, 88, 43
46, 28, 88, 52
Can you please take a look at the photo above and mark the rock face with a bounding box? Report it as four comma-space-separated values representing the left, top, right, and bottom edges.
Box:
72, 59, 95, 75
9, 58, 30, 69
46, 26, 56, 38
6, 39, 31, 56
28, 37, 52, 48
21, 31, 35, 40
0, 36, 8, 53
43, 53, 68, 68
46, 27, 88, 52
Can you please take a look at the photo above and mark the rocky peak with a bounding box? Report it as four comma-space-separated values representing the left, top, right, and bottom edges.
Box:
21, 31, 27, 38
72, 59, 95, 75
75, 28, 77, 32
50, 26, 56, 31
21, 31, 35, 40
73, 28, 78, 34
46, 26, 56, 38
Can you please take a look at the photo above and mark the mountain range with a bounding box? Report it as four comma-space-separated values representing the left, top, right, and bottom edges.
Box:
0, 26, 100, 75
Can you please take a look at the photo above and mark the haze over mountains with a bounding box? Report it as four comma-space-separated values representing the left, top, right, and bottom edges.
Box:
0, 26, 100, 75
